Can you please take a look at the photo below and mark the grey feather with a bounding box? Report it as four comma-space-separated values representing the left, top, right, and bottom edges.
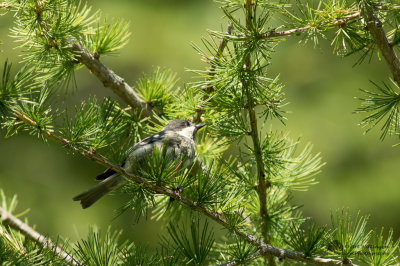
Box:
73, 174, 123, 209
73, 119, 205, 209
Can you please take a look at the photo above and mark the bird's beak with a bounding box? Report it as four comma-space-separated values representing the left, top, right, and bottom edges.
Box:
195, 123, 206, 130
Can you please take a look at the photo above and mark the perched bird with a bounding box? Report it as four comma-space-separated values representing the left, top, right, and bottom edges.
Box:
73, 119, 205, 209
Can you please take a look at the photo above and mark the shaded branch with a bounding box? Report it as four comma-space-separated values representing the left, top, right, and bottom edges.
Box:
0, 206, 79, 265
27, 0, 158, 123
358, 1, 400, 86
12, 110, 349, 265
71, 42, 157, 122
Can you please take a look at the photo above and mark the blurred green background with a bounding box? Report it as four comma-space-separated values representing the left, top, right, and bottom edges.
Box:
1, 0, 400, 248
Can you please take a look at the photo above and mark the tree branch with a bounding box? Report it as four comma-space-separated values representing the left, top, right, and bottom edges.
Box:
243, 1, 271, 257
71, 42, 157, 122
0, 2, 11, 9
261, 11, 361, 39
0, 206, 79, 265
193, 23, 232, 123
219, 250, 350, 266
12, 110, 349, 265
357, 1, 400, 86
27, 0, 157, 123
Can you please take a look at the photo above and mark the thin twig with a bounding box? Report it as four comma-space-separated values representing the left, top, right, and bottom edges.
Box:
261, 12, 360, 39
12, 110, 349, 265
0, 2, 11, 9
193, 23, 232, 123
218, 250, 263, 266
357, 1, 400, 86
205, 23, 233, 93
219, 250, 350, 266
0, 227, 25, 255
0, 206, 79, 265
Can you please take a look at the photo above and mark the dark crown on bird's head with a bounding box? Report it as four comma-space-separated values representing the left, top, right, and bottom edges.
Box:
162, 119, 206, 138
163, 119, 193, 131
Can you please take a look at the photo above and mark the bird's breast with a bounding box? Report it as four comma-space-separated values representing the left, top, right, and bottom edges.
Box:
123, 132, 196, 173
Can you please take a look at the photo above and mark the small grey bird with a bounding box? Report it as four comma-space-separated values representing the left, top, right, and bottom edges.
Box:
73, 119, 205, 209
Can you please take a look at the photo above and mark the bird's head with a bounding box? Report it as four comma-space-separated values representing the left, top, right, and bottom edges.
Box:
163, 119, 206, 139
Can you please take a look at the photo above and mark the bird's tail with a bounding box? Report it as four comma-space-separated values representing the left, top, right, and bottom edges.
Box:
73, 174, 124, 209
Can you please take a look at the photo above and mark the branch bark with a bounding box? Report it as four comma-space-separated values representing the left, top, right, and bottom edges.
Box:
193, 23, 232, 123
259, 12, 360, 39
219, 250, 349, 266
0, 3, 11, 9
71, 42, 157, 122
28, 0, 157, 123
12, 110, 350, 265
357, 1, 400, 86
0, 206, 79, 265
243, 1, 271, 259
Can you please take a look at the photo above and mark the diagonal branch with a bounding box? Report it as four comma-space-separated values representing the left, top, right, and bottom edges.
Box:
71, 42, 156, 121
25, 0, 157, 123
0, 206, 79, 265
12, 111, 349, 265
357, 1, 400, 86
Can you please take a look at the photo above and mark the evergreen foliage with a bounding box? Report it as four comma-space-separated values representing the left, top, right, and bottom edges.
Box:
0, 0, 400, 265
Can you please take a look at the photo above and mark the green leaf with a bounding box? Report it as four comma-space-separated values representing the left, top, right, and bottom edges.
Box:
136, 67, 179, 116
361, 228, 400, 266
73, 226, 133, 266
224, 235, 259, 264
356, 80, 400, 140
164, 217, 215, 265
61, 97, 135, 151
329, 209, 371, 262
89, 18, 130, 55
285, 219, 329, 257
0, 60, 35, 117
185, 161, 229, 207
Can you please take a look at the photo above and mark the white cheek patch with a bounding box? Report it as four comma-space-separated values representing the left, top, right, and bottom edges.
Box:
177, 126, 195, 139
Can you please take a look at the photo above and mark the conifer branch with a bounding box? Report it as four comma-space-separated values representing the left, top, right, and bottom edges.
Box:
71, 42, 156, 121
260, 11, 361, 39
0, 226, 25, 255
357, 0, 400, 86
27, 0, 157, 122
0, 206, 79, 265
259, 5, 398, 41
243, 0, 271, 255
11, 110, 347, 265
0, 2, 11, 9
220, 250, 349, 266
194, 23, 232, 123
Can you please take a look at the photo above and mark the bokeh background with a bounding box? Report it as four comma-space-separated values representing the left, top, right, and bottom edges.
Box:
1, 0, 399, 248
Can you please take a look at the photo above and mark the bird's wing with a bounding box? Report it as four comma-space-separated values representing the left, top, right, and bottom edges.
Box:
95, 131, 166, 180
95, 168, 117, 180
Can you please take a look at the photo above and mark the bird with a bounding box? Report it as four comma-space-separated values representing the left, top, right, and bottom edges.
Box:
73, 119, 206, 209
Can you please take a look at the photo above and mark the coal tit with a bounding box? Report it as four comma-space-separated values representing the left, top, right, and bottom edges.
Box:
73, 119, 205, 208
